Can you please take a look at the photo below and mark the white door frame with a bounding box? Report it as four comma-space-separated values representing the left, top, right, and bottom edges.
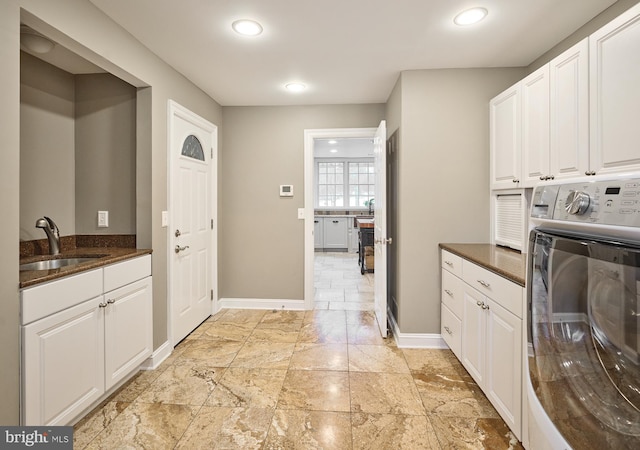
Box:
303, 127, 377, 310
167, 100, 218, 346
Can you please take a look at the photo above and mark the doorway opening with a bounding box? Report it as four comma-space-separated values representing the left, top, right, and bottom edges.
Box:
314, 136, 376, 311
303, 127, 380, 315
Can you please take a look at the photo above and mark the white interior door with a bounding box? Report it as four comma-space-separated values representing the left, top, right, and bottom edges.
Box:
169, 101, 217, 344
373, 120, 388, 337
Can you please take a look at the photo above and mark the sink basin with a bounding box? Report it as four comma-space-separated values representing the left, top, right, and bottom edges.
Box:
20, 257, 100, 272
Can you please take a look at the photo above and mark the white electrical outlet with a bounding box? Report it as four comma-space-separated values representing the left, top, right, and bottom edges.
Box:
98, 211, 109, 227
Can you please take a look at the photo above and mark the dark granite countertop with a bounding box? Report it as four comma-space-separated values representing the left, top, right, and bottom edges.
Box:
20, 248, 152, 289
439, 243, 526, 286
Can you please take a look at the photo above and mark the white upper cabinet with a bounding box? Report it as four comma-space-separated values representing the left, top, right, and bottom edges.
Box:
550, 39, 590, 180
521, 65, 550, 187
491, 5, 640, 189
490, 83, 522, 189
589, 3, 640, 175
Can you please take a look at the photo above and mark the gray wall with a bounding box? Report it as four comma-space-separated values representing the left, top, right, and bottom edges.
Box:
75, 73, 137, 234
528, 0, 640, 72
1, 0, 222, 424
20, 52, 76, 241
394, 68, 526, 333
220, 104, 384, 300
0, 0, 21, 427
20, 58, 138, 239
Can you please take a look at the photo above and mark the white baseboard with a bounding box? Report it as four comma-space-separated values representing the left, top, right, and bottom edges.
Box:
219, 298, 307, 310
388, 311, 448, 349
140, 340, 172, 370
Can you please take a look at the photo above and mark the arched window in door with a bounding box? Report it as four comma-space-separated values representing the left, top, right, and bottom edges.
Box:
181, 134, 205, 161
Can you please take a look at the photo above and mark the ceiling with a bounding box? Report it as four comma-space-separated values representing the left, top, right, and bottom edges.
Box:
77, 0, 617, 106
314, 138, 374, 159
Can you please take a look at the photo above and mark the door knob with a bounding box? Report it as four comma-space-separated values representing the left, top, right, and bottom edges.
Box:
175, 229, 181, 237
175, 245, 190, 253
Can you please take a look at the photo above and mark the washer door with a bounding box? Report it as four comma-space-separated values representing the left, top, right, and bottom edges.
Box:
588, 254, 640, 422
528, 230, 640, 447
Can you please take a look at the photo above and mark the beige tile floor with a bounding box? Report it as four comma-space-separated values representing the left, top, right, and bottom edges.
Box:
313, 252, 375, 311
73, 253, 522, 449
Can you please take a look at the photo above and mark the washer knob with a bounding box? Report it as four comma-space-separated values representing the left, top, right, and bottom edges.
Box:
564, 190, 591, 215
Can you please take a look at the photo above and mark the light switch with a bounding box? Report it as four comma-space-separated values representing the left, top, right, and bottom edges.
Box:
161, 211, 168, 227
297, 208, 305, 219
98, 211, 109, 227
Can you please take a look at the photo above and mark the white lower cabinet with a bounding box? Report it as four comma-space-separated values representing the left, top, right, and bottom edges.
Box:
485, 297, 522, 436
21, 255, 152, 426
22, 296, 105, 426
104, 277, 153, 390
441, 250, 523, 440
314, 218, 324, 249
323, 218, 348, 249
440, 303, 462, 360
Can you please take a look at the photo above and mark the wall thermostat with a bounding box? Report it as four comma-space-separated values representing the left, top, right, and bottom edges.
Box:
280, 185, 294, 197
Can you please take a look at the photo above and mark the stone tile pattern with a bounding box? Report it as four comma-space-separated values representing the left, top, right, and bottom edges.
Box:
74, 254, 522, 449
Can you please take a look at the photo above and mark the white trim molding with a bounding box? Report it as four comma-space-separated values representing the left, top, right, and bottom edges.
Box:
388, 311, 448, 349
140, 340, 172, 371
219, 298, 306, 311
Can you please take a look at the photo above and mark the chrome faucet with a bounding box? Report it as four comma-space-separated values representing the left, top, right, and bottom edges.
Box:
35, 216, 60, 255
368, 198, 375, 215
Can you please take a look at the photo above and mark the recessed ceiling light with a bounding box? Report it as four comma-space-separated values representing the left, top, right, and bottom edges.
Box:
453, 7, 488, 26
328, 140, 337, 144
330, 149, 338, 153
285, 82, 306, 93
20, 26, 55, 54
232, 19, 263, 36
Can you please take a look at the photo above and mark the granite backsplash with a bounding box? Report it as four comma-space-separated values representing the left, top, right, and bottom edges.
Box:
20, 234, 136, 258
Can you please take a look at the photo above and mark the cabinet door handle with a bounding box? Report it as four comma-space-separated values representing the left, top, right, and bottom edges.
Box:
107, 299, 115, 304
314, 220, 319, 223
444, 289, 453, 297
99, 302, 108, 308
476, 279, 490, 288
512, 179, 519, 183
476, 300, 484, 307
333, 220, 339, 223
481, 303, 490, 310
444, 260, 453, 266
444, 326, 452, 335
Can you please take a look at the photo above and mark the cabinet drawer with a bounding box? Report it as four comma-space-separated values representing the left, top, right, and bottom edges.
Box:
441, 250, 463, 277
21, 268, 103, 325
441, 269, 464, 318
462, 260, 523, 318
441, 303, 462, 359
104, 255, 151, 292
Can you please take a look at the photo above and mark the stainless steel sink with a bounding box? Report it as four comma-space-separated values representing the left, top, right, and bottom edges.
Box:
20, 257, 100, 272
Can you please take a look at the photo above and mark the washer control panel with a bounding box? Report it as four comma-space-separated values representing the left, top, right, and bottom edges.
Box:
552, 177, 640, 227
531, 175, 640, 227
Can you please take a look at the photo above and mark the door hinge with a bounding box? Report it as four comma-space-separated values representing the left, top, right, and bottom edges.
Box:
211, 147, 213, 159
211, 218, 214, 229
210, 289, 213, 300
